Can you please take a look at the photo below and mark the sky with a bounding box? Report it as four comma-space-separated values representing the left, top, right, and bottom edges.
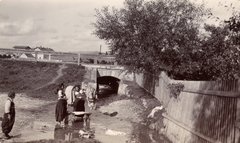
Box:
0, 0, 239, 52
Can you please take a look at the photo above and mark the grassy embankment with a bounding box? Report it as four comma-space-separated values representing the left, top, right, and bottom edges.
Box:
0, 59, 85, 100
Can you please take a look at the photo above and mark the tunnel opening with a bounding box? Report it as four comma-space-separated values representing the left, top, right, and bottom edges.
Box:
96, 76, 120, 98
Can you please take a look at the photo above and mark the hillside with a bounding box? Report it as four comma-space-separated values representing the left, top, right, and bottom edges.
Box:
0, 59, 86, 100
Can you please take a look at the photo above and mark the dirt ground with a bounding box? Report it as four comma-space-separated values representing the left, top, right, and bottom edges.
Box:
0, 93, 56, 136
0, 93, 102, 143
98, 96, 160, 123
0, 87, 165, 143
96, 81, 166, 132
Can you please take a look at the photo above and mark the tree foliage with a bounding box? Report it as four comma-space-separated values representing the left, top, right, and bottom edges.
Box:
93, 0, 206, 72
195, 24, 239, 80
93, 0, 240, 80
225, 12, 240, 47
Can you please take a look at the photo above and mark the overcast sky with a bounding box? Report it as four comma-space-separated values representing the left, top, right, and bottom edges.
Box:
0, 0, 239, 52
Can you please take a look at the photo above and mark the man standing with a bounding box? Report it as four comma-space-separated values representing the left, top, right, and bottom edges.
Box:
1, 92, 16, 139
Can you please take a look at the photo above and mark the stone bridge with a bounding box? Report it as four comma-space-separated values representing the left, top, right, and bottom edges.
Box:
83, 64, 134, 82
83, 64, 134, 97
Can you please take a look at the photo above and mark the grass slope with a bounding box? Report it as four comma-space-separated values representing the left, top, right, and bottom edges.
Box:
0, 59, 86, 100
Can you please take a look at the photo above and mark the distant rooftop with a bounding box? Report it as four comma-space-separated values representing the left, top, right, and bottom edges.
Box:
34, 47, 54, 52
13, 46, 31, 50
24, 53, 35, 58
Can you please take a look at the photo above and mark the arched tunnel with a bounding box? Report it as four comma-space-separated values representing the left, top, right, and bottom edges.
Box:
96, 76, 120, 98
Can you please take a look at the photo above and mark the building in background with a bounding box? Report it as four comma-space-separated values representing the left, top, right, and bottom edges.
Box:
13, 46, 32, 57
19, 53, 35, 60
33, 46, 54, 60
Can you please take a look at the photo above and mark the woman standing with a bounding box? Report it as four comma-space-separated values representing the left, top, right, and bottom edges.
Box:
72, 89, 86, 119
55, 89, 68, 127
1, 92, 16, 139
87, 87, 97, 110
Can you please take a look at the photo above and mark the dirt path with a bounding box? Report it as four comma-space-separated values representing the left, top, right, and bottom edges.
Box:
36, 64, 67, 90
48, 64, 67, 85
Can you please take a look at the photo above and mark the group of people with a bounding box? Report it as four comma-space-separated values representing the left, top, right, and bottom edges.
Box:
55, 83, 97, 127
0, 82, 97, 140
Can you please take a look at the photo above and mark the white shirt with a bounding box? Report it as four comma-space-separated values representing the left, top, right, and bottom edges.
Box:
5, 98, 13, 113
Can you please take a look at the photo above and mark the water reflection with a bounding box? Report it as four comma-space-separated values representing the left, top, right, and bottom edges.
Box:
54, 124, 67, 140
54, 119, 94, 141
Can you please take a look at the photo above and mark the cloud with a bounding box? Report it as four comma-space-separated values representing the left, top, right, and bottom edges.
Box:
37, 26, 57, 33
0, 18, 58, 36
0, 0, 123, 51
0, 13, 9, 20
0, 19, 35, 36
0, 22, 19, 36
18, 18, 34, 35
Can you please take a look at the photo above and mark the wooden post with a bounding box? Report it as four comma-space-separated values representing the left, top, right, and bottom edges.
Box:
49, 53, 51, 60
96, 68, 99, 96
235, 98, 240, 143
78, 53, 80, 65
94, 57, 98, 64
35, 52, 38, 62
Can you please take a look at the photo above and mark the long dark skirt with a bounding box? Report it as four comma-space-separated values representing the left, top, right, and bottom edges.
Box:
55, 99, 68, 122
73, 98, 85, 118
1, 113, 15, 134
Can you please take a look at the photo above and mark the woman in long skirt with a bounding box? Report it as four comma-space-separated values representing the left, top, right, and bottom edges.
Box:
72, 89, 86, 119
55, 89, 68, 127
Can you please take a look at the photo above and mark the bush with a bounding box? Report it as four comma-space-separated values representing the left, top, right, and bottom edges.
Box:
0, 59, 86, 101
167, 83, 184, 99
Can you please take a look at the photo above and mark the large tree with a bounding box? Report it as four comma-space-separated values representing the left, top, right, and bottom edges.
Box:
93, 0, 207, 74
93, 0, 240, 80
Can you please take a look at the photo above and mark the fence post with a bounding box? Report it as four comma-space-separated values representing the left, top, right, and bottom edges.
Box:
35, 52, 38, 62
233, 79, 240, 143
235, 98, 240, 143
49, 53, 51, 60
78, 53, 80, 65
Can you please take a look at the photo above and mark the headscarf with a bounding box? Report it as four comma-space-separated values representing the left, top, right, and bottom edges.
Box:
8, 91, 15, 98
58, 89, 64, 98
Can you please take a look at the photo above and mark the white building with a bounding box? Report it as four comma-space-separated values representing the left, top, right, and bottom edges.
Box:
33, 47, 54, 60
